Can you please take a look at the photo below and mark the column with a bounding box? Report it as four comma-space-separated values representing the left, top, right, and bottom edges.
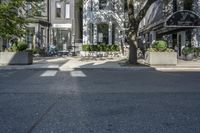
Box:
181, 31, 186, 47
0, 39, 3, 52
150, 31, 156, 43
93, 24, 97, 45
109, 22, 112, 45
83, 1, 88, 44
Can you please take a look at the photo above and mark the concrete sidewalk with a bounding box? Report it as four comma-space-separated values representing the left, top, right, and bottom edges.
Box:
0, 56, 200, 71
0, 57, 68, 70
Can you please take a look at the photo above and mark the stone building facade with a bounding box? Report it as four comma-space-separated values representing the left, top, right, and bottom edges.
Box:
0, 0, 82, 53
28, 0, 82, 52
82, 0, 127, 45
138, 0, 200, 57
25, 0, 50, 49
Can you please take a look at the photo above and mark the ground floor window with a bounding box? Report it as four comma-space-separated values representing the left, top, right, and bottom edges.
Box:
97, 23, 109, 44
51, 28, 71, 51
89, 23, 94, 44
112, 24, 116, 44
25, 27, 35, 49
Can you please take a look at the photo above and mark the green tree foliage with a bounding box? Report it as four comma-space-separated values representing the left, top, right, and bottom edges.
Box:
0, 0, 45, 40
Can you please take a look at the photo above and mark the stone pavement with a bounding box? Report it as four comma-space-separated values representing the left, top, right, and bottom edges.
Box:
0, 56, 200, 71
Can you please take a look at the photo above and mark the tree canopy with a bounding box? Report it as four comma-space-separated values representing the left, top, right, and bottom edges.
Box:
0, 0, 45, 40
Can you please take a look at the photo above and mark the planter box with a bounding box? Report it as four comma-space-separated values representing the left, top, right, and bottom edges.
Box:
80, 51, 120, 57
0, 52, 33, 65
183, 54, 194, 61
145, 52, 177, 65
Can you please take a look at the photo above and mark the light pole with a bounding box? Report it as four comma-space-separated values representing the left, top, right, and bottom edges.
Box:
47, 0, 50, 53
72, 34, 76, 56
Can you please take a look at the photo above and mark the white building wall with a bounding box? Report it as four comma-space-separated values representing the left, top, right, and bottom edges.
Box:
83, 0, 125, 45
192, 0, 200, 47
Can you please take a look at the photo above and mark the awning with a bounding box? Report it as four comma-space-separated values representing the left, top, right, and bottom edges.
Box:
165, 10, 200, 28
28, 18, 51, 27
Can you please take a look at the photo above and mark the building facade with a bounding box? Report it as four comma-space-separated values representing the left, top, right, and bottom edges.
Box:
138, 0, 200, 57
49, 0, 81, 52
27, 0, 82, 52
0, 0, 82, 53
25, 0, 50, 50
82, 0, 127, 45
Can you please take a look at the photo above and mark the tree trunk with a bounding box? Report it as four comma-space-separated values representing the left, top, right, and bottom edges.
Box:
128, 33, 137, 64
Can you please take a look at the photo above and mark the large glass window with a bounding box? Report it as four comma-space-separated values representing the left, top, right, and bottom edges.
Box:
25, 27, 35, 49
52, 29, 71, 51
112, 24, 115, 45
89, 23, 94, 44
56, 2, 61, 18
97, 23, 109, 44
99, 0, 107, 10
65, 4, 70, 18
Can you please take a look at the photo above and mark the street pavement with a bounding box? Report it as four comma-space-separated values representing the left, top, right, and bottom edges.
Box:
0, 69, 200, 133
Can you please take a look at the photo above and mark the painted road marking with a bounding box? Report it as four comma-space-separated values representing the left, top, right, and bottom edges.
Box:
40, 70, 58, 77
70, 71, 86, 77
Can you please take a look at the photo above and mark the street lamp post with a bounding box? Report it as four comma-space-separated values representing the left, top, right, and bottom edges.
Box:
72, 34, 76, 56
47, 0, 50, 53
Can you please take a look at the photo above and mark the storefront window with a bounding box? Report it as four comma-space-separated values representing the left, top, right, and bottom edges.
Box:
52, 29, 71, 51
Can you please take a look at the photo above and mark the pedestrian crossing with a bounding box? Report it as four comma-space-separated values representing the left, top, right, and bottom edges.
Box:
0, 70, 87, 78
40, 70, 58, 77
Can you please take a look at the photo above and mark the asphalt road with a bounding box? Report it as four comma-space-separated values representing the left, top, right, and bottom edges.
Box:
0, 69, 200, 133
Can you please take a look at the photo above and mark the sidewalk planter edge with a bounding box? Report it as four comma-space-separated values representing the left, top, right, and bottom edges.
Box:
0, 52, 33, 65
145, 51, 177, 65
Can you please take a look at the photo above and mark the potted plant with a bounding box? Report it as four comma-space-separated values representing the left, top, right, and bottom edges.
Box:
145, 40, 177, 65
0, 41, 33, 65
182, 47, 194, 61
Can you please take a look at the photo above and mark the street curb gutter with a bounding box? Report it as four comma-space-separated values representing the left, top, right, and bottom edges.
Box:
1, 66, 200, 71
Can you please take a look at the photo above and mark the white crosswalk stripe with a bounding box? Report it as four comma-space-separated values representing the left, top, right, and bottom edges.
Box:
40, 70, 58, 77
70, 71, 86, 77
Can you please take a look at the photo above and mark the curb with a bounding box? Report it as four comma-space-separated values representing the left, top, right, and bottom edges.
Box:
1, 65, 200, 72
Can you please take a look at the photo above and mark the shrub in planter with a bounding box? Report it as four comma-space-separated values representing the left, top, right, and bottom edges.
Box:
0, 41, 32, 65
10, 41, 28, 52
82, 44, 91, 51
182, 47, 194, 61
82, 44, 120, 52
146, 40, 177, 65
194, 48, 200, 57
152, 40, 168, 52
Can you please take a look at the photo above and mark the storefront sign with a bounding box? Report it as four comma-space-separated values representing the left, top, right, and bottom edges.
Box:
165, 10, 200, 28
53, 24, 72, 28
